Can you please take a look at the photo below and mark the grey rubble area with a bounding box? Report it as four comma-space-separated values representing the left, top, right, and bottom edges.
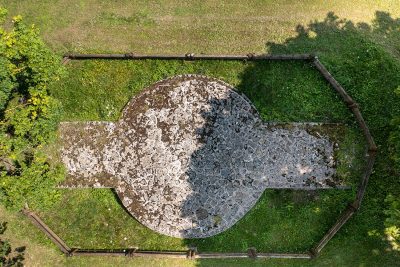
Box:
59, 75, 341, 238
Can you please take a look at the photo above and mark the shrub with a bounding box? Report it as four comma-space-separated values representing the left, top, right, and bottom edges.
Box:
389, 86, 400, 173
0, 7, 65, 209
384, 194, 400, 252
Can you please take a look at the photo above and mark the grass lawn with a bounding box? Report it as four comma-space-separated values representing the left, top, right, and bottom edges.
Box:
1, 1, 400, 266
0, 1, 399, 54
36, 58, 365, 253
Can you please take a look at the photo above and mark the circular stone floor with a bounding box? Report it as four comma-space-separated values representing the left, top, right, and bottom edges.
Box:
59, 75, 338, 238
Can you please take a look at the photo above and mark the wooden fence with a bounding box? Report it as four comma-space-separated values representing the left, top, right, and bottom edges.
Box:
22, 53, 376, 260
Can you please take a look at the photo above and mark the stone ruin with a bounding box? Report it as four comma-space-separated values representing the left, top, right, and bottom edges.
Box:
59, 75, 344, 238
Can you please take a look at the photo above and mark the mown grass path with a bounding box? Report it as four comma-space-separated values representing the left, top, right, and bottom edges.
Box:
1, 1, 399, 54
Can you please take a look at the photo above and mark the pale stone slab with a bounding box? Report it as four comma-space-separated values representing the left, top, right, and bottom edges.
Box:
59, 75, 342, 238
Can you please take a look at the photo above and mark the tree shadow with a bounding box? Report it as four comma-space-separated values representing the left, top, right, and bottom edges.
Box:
0, 221, 25, 266
177, 90, 264, 239
177, 85, 345, 239
189, 10, 400, 266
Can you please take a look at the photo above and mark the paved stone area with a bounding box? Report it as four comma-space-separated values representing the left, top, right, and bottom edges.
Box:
59, 75, 343, 238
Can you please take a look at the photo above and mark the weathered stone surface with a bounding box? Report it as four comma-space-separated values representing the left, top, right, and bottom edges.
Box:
59, 75, 342, 238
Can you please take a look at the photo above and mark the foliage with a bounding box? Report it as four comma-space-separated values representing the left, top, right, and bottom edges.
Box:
0, 222, 24, 267
0, 7, 65, 209
385, 78, 400, 255
389, 87, 400, 172
384, 194, 400, 251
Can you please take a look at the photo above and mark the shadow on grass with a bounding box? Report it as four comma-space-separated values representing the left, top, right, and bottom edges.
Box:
191, 10, 400, 266
0, 222, 25, 266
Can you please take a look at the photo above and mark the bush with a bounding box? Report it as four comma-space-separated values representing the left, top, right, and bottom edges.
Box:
384, 194, 400, 252
0, 7, 65, 209
389, 86, 400, 173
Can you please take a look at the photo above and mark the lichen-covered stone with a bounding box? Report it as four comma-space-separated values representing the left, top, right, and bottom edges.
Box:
59, 75, 342, 238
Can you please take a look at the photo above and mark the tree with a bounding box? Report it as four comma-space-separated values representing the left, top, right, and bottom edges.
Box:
0, 7, 65, 209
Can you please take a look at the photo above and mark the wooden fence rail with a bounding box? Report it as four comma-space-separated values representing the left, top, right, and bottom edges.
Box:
21, 209, 71, 254
20, 208, 314, 259
63, 53, 314, 61
22, 53, 376, 260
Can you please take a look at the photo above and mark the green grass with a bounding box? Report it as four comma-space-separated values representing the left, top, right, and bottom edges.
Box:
37, 189, 354, 252
53, 60, 351, 123
0, 1, 399, 54
40, 58, 365, 253
1, 1, 400, 266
